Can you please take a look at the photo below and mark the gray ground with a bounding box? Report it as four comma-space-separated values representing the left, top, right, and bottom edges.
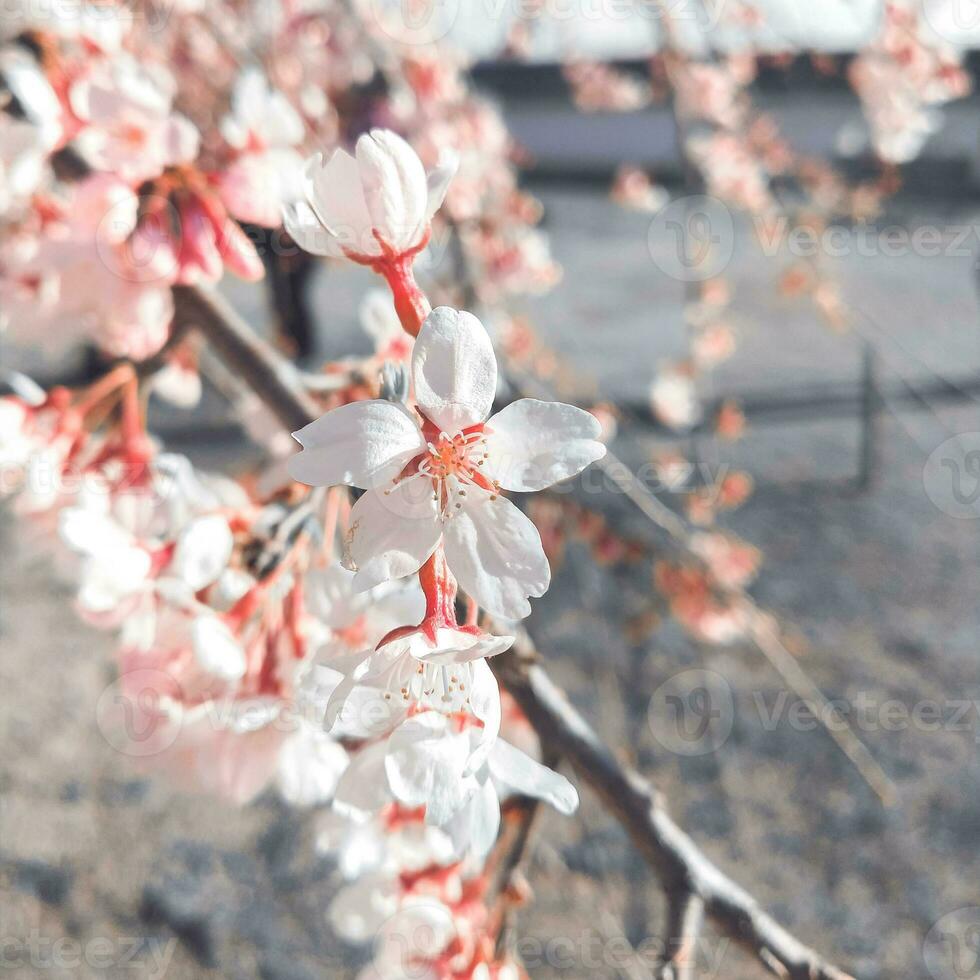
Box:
1, 184, 978, 979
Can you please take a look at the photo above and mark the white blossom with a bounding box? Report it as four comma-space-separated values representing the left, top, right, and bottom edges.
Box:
283, 129, 457, 260
289, 306, 606, 619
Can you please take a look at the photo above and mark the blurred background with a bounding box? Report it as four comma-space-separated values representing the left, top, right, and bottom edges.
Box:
2, 4, 980, 979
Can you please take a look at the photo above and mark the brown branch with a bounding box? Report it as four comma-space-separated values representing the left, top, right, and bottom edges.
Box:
492, 636, 848, 980
493, 634, 854, 980
174, 283, 856, 980
485, 794, 545, 959
172, 284, 322, 433
659, 892, 704, 980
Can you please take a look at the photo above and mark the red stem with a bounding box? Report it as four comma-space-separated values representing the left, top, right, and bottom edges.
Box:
418, 547, 458, 628
377, 254, 431, 338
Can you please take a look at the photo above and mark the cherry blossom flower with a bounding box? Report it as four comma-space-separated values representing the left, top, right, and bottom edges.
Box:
1, 174, 175, 358
610, 166, 669, 214
283, 128, 457, 263
335, 704, 576, 859
215, 67, 306, 228
690, 531, 761, 590
317, 804, 455, 884
563, 61, 651, 113
70, 56, 200, 183
288, 306, 606, 619
325, 628, 512, 739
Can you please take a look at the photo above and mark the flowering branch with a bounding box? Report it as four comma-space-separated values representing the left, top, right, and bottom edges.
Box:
175, 281, 854, 980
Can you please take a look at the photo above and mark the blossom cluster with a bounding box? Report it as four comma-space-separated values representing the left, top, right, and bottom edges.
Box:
849, 0, 971, 164
0, 94, 602, 970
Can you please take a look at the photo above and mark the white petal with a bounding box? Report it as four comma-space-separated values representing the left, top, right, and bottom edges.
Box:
197, 727, 283, 805
488, 739, 579, 814
483, 399, 606, 491
424, 150, 459, 222
412, 307, 497, 433
171, 515, 233, 590
325, 666, 409, 739
356, 129, 428, 253
304, 563, 368, 628
328, 873, 398, 943
347, 482, 441, 592
461, 660, 501, 776
375, 898, 456, 967
426, 769, 477, 828
288, 401, 425, 489
413, 628, 513, 666
334, 740, 392, 813
276, 723, 349, 807
306, 148, 375, 256
468, 659, 501, 737
191, 615, 246, 681
445, 776, 500, 858
77, 548, 151, 613
383, 712, 470, 811
59, 508, 129, 555
282, 199, 339, 257
443, 494, 550, 620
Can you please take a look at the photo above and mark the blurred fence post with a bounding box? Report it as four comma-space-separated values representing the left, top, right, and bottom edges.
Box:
854, 342, 880, 493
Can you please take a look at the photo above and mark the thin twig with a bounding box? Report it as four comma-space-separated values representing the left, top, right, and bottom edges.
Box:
659, 892, 704, 980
